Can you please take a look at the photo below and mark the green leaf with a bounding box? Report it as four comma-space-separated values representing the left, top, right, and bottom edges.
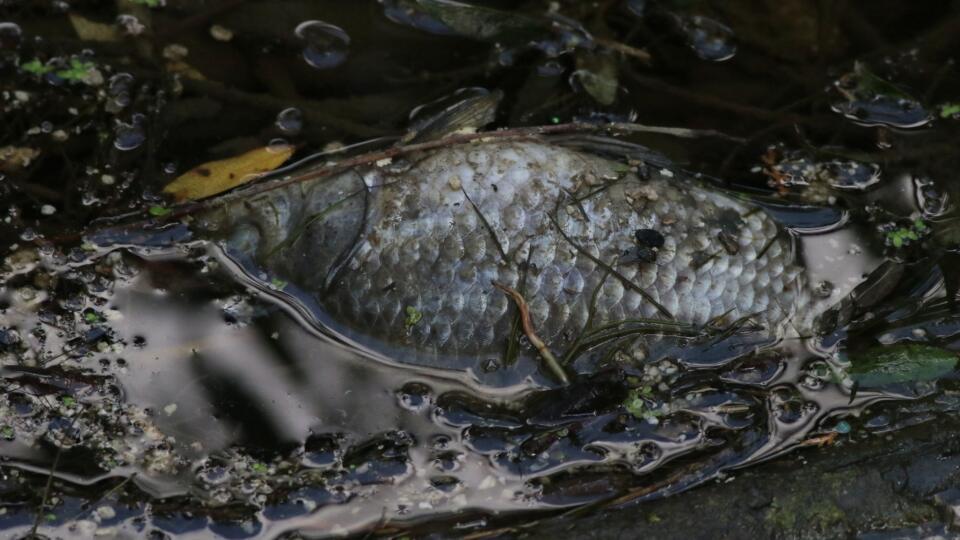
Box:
148, 205, 171, 217
251, 462, 268, 473
55, 58, 96, 81
404, 306, 423, 328
61, 395, 77, 407
848, 344, 958, 387
940, 103, 960, 119
21, 58, 52, 75
623, 387, 660, 420
0, 425, 14, 440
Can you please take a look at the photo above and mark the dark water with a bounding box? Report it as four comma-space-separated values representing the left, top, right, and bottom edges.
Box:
1, 1, 960, 538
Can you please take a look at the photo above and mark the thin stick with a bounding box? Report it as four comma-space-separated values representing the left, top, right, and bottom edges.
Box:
546, 212, 674, 320
88, 121, 742, 230
29, 447, 61, 537
461, 187, 509, 265
68, 474, 137, 521
594, 36, 653, 64
492, 281, 570, 385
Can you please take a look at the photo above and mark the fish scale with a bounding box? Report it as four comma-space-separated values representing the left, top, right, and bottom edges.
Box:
203, 139, 817, 369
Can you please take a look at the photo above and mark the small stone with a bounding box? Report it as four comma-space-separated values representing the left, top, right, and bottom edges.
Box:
95, 505, 116, 520
162, 43, 189, 61
209, 24, 233, 41
40, 204, 56, 215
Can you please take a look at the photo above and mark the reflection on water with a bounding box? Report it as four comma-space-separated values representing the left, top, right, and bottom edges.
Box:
2, 205, 954, 538
2, 0, 960, 537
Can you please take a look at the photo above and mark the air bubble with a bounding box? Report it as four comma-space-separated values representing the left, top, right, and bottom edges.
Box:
0, 22, 22, 51
680, 15, 737, 62
294, 20, 350, 70
114, 114, 146, 151
275, 107, 303, 135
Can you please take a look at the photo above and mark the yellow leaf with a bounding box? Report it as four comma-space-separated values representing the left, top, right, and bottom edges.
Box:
163, 145, 294, 202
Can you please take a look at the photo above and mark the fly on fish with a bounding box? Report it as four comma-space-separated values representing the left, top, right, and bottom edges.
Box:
108, 90, 862, 387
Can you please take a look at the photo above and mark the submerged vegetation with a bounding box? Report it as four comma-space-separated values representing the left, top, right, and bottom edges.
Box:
1, 1, 960, 538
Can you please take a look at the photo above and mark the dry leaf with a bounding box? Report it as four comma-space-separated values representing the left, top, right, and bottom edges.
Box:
68, 13, 121, 42
163, 145, 294, 202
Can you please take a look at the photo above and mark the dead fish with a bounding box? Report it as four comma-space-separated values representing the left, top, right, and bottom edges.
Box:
193, 135, 828, 383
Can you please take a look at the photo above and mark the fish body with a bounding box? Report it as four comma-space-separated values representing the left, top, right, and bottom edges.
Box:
199, 139, 820, 378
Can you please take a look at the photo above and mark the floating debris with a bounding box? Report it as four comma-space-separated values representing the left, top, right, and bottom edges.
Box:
571, 50, 619, 105
762, 147, 881, 193
832, 62, 931, 129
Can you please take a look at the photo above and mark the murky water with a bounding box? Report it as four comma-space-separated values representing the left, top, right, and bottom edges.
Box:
2, 1, 960, 538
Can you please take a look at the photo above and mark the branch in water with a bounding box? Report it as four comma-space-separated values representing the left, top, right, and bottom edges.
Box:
82, 121, 744, 240
593, 36, 653, 64
492, 281, 570, 385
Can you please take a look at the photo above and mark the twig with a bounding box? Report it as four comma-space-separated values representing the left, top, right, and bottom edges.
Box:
179, 78, 389, 139
625, 70, 820, 127
800, 431, 838, 447
492, 281, 569, 385
594, 36, 652, 64
29, 445, 62, 537
86, 121, 744, 234
562, 269, 611, 365
155, 0, 247, 39
546, 211, 674, 320
68, 474, 136, 521
461, 187, 509, 265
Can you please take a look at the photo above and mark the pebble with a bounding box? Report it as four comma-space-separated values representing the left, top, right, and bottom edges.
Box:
95, 505, 116, 520
210, 24, 234, 41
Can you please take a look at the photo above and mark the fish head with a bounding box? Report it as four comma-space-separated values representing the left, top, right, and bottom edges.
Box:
200, 169, 369, 290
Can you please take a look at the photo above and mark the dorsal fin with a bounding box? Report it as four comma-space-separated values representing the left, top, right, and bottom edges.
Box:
402, 87, 502, 144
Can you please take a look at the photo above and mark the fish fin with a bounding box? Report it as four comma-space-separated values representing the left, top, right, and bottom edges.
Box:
547, 134, 674, 170
401, 88, 503, 144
